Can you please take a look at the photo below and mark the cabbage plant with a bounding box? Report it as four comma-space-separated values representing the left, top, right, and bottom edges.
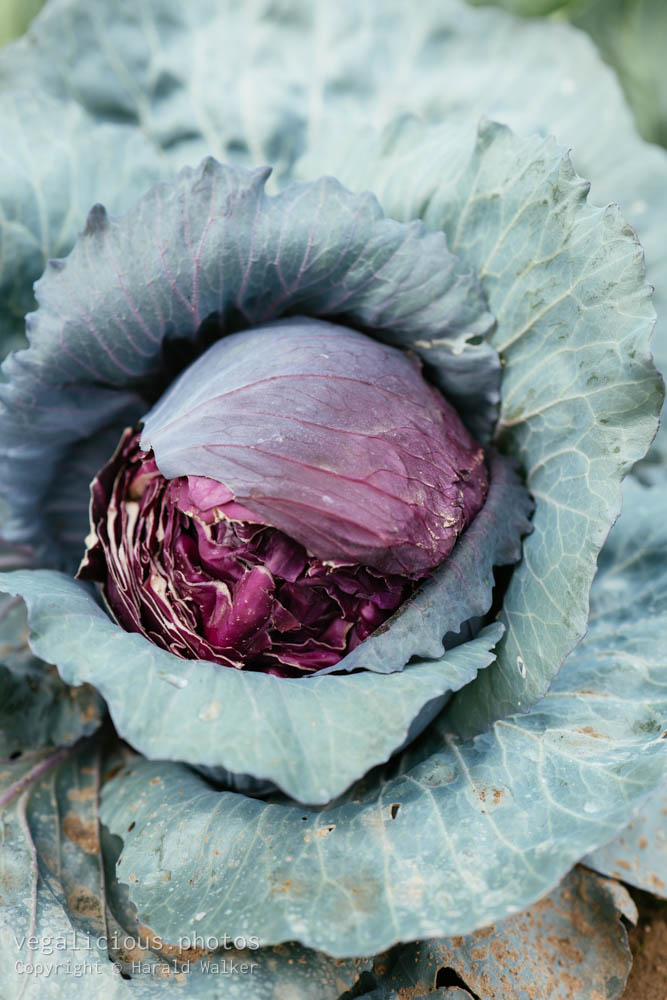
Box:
0, 1, 666, 998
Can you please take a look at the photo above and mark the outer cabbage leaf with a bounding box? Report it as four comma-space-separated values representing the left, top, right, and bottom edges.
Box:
583, 782, 667, 898
2, 0, 665, 403
98, 480, 667, 956
471, 0, 667, 154
0, 741, 374, 998
302, 118, 662, 732
0, 90, 164, 360
362, 867, 635, 1000
0, 564, 505, 805
569, 0, 667, 151
0, 651, 102, 759
0, 504, 104, 757
0, 0, 305, 180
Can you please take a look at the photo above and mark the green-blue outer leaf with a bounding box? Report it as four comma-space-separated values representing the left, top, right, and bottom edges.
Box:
97, 481, 667, 956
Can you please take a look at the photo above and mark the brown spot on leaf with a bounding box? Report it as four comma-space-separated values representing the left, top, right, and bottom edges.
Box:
67, 785, 95, 802
63, 813, 99, 854
66, 884, 103, 923
112, 939, 150, 964
546, 934, 584, 965
303, 824, 336, 843
560, 970, 585, 995
477, 787, 505, 806
137, 923, 207, 964
80, 696, 99, 724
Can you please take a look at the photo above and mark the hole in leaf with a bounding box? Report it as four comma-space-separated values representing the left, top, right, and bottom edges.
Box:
127, 821, 135, 832
389, 803, 401, 819
337, 970, 378, 999
436, 966, 480, 998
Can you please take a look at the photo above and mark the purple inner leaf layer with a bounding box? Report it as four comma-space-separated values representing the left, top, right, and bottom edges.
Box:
141, 317, 489, 578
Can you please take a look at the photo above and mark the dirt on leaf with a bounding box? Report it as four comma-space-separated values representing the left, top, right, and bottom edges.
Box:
620, 888, 667, 1000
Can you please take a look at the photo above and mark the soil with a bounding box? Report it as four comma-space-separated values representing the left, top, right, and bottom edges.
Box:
621, 888, 667, 1000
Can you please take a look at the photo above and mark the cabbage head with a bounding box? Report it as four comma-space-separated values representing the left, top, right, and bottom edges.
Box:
0, 1, 665, 997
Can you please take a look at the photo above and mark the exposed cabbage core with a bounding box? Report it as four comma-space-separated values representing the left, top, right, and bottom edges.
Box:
79, 322, 489, 673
